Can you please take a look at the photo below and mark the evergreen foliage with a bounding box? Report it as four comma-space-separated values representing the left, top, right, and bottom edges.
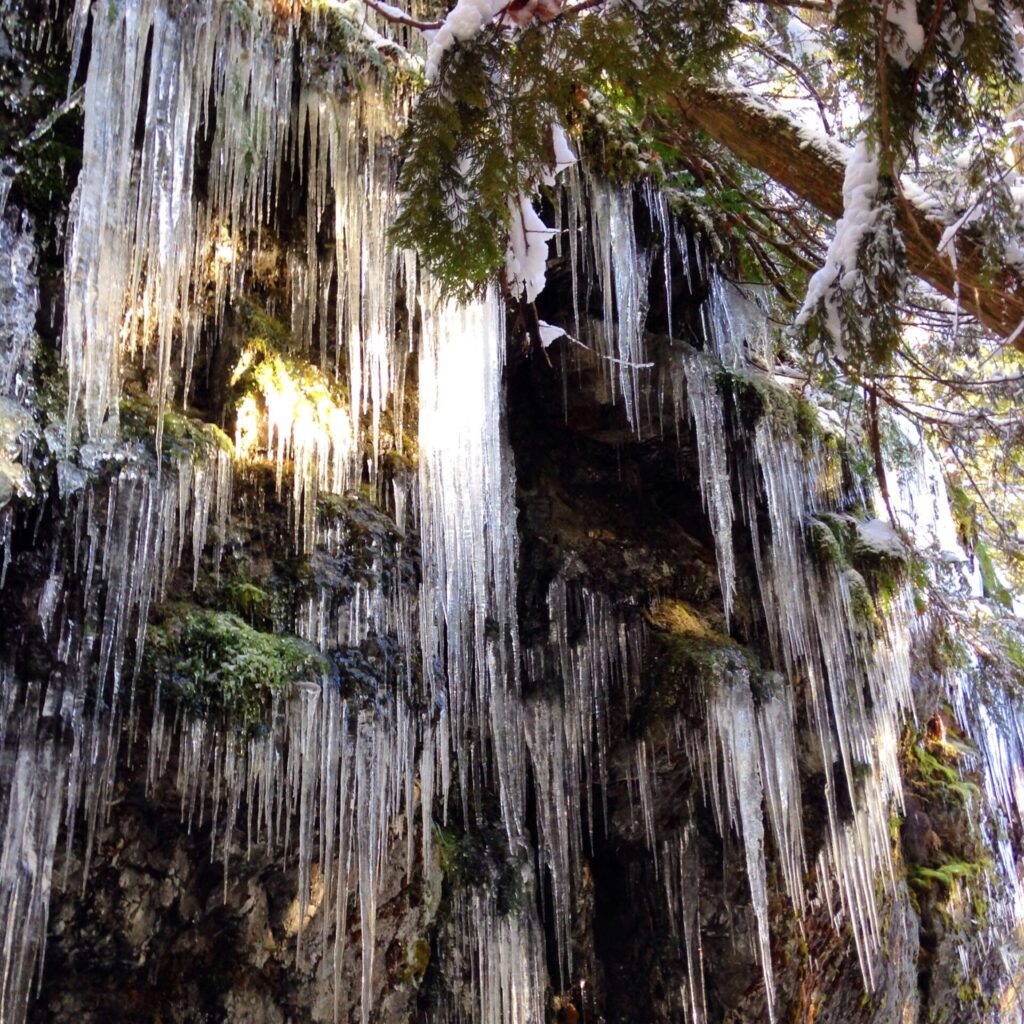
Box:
391, 0, 734, 296
383, 0, 1024, 594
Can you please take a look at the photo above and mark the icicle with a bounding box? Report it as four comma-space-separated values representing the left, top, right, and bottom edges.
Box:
679, 347, 736, 623
0, 674, 68, 1024
417, 283, 523, 841
661, 829, 707, 1024
234, 349, 355, 553
586, 175, 650, 428
756, 678, 806, 914
707, 669, 775, 1019
0, 217, 38, 404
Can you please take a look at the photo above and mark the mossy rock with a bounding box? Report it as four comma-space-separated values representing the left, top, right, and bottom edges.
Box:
716, 366, 823, 448
315, 489, 419, 591
144, 605, 328, 730
403, 937, 432, 985
901, 721, 990, 914
220, 580, 275, 630
641, 598, 752, 721
806, 516, 845, 569
121, 395, 233, 466
433, 822, 523, 916
330, 630, 414, 699
383, 447, 418, 475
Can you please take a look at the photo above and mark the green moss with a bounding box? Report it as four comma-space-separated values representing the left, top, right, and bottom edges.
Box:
641, 598, 754, 721
715, 366, 825, 452
144, 606, 328, 730
901, 722, 992, 915
383, 448, 418, 475
804, 510, 913, 621
843, 568, 875, 625
908, 860, 986, 894
906, 740, 980, 807
433, 823, 522, 915
806, 517, 845, 568
850, 537, 912, 616
403, 937, 432, 985
121, 395, 233, 466
245, 306, 294, 354
793, 396, 823, 446
221, 580, 274, 629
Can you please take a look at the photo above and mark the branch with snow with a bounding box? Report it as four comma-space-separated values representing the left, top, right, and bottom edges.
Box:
796, 139, 881, 348
505, 124, 578, 304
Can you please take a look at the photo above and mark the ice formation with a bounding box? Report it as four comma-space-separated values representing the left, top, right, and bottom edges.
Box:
417, 285, 524, 838
0, 2, 1022, 1023
63, 0, 296, 444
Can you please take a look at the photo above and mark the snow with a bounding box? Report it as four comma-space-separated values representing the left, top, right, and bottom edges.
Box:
796, 139, 881, 343
508, 125, 577, 303
424, 0, 506, 81
785, 15, 821, 61
885, 0, 925, 67
541, 122, 578, 186
537, 320, 566, 347
855, 518, 909, 559
937, 203, 983, 256
505, 193, 556, 303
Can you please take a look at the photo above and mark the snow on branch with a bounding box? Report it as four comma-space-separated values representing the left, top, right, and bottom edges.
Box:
674, 80, 1024, 347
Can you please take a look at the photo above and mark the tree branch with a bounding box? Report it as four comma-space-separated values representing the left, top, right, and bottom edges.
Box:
673, 81, 1024, 347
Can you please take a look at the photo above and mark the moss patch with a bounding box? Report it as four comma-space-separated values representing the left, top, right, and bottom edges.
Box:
145, 606, 328, 730
716, 365, 823, 450
640, 598, 753, 724
121, 395, 233, 466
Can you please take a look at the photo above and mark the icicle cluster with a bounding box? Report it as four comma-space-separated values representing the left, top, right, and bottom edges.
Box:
585, 175, 651, 428
523, 576, 644, 976
148, 679, 426, 1024
417, 285, 525, 835
434, 886, 547, 1024
552, 170, 999, 1013
63, 0, 296, 443
0, 443, 231, 1022
293, 82, 412, 486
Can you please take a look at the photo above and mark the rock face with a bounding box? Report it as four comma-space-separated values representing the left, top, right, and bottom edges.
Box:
1, 3, 1022, 1024
37, 765, 441, 1024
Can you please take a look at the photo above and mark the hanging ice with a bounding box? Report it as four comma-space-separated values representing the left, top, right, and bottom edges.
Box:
417, 284, 525, 839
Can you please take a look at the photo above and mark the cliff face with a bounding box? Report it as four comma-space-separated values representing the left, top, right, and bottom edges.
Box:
1, 3, 1022, 1024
